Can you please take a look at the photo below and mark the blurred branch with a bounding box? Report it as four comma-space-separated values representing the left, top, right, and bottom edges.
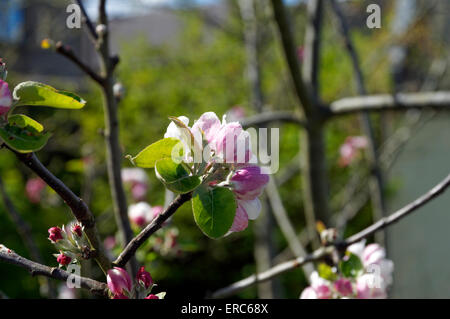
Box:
265, 178, 314, 280
74, 0, 98, 41
241, 111, 306, 129
5, 148, 111, 274
0, 176, 55, 298
327, 91, 450, 116
212, 173, 450, 298
113, 192, 192, 268
330, 0, 386, 245
55, 42, 104, 85
0, 245, 108, 297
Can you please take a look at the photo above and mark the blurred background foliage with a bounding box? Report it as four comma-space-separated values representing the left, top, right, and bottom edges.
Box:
0, 0, 448, 298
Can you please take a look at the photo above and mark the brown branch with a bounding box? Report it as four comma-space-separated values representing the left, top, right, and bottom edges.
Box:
74, 0, 98, 41
55, 42, 104, 85
0, 245, 108, 297
113, 192, 192, 268
211, 172, 450, 298
240, 111, 307, 129
327, 91, 450, 116
7, 148, 111, 274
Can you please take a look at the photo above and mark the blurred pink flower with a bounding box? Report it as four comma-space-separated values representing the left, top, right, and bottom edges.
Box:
145, 294, 159, 299
26, 177, 46, 204
0, 79, 12, 118
339, 136, 368, 167
122, 168, 149, 201
225, 106, 246, 122
231, 166, 269, 200
104, 236, 116, 251
334, 278, 354, 297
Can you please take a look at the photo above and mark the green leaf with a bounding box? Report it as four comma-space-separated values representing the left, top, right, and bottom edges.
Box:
13, 81, 86, 109
131, 138, 183, 168
155, 158, 201, 194
339, 253, 364, 278
192, 186, 237, 239
0, 116, 50, 153
318, 263, 338, 281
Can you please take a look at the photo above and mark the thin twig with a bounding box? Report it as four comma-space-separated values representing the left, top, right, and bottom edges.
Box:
240, 111, 307, 129
74, 0, 98, 40
0, 245, 108, 297
6, 148, 111, 274
113, 192, 192, 268
55, 42, 104, 85
211, 173, 450, 298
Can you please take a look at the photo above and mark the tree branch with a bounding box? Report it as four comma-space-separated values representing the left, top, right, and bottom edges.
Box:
7, 149, 111, 274
240, 111, 307, 129
74, 0, 98, 41
55, 42, 104, 85
327, 91, 450, 116
211, 172, 450, 298
0, 245, 108, 297
113, 192, 192, 268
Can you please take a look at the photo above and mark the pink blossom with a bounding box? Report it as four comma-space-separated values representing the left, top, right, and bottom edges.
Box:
122, 168, 149, 201
0, 79, 12, 118
300, 286, 318, 299
107, 267, 132, 295
339, 136, 368, 167
131, 182, 148, 201
136, 266, 153, 289
151, 205, 164, 220
297, 46, 305, 61
310, 271, 332, 299
112, 293, 129, 299
229, 205, 249, 232
334, 278, 354, 297
231, 166, 269, 200
228, 199, 262, 233
128, 202, 153, 227
145, 294, 159, 299
26, 178, 46, 204
48, 227, 63, 243
214, 122, 252, 164
191, 112, 222, 144
104, 236, 116, 250
56, 253, 72, 266
356, 274, 387, 299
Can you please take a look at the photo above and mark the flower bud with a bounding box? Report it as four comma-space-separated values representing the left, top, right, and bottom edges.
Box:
231, 166, 268, 200
214, 122, 252, 164
300, 286, 318, 299
0, 79, 12, 118
112, 293, 129, 299
48, 227, 64, 243
136, 266, 153, 289
96, 24, 107, 37
113, 82, 125, 100
128, 202, 152, 227
0, 59, 7, 80
72, 224, 83, 237
56, 253, 72, 266
145, 294, 159, 299
107, 267, 132, 295
334, 278, 353, 297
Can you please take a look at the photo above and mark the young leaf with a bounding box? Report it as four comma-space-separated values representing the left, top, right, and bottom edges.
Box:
13, 81, 86, 109
339, 253, 364, 278
155, 158, 201, 194
0, 115, 50, 153
192, 186, 237, 239
317, 263, 338, 281
131, 137, 183, 168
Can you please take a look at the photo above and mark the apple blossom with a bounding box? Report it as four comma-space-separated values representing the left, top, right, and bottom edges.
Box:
72, 224, 83, 237
48, 227, 63, 243
122, 168, 149, 201
25, 178, 46, 204
310, 271, 332, 299
151, 205, 164, 219
339, 136, 368, 167
356, 274, 387, 299
214, 122, 252, 164
128, 202, 153, 227
225, 106, 246, 122
191, 112, 222, 144
334, 278, 354, 297
107, 267, 132, 296
231, 166, 269, 200
0, 79, 12, 118
136, 266, 153, 289
300, 286, 318, 299
56, 253, 72, 266
145, 294, 159, 299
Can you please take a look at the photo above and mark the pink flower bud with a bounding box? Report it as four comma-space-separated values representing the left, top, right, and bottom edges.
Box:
214, 122, 252, 164
48, 227, 63, 243
136, 266, 153, 289
72, 224, 82, 237
356, 274, 387, 299
107, 267, 132, 295
145, 294, 159, 299
0, 79, 12, 118
315, 285, 332, 299
112, 293, 129, 299
56, 253, 72, 266
362, 243, 385, 267
151, 206, 164, 220
334, 278, 354, 297
300, 286, 318, 299
229, 204, 249, 233
228, 199, 262, 233
25, 178, 46, 204
231, 166, 269, 200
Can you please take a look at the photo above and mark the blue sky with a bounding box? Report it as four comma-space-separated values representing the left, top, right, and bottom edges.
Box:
85, 0, 301, 19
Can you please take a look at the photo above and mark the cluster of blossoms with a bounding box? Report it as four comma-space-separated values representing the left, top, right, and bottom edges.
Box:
164, 112, 269, 233
339, 136, 368, 167
128, 201, 164, 228
300, 240, 394, 299
122, 168, 149, 202
107, 266, 165, 299
48, 223, 91, 267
